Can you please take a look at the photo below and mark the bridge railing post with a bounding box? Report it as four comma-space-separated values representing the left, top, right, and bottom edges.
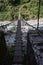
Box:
27, 32, 38, 65
37, 0, 41, 30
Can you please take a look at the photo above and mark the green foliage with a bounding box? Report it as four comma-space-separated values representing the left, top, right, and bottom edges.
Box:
0, 0, 43, 21
21, 0, 43, 20
0, 2, 5, 11
8, 0, 21, 5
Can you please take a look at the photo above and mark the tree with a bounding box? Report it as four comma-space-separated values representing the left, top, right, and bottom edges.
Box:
8, 0, 20, 5
0, 0, 5, 11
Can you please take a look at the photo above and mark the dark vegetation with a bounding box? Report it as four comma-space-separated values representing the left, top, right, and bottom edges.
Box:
0, 0, 43, 21
0, 31, 14, 65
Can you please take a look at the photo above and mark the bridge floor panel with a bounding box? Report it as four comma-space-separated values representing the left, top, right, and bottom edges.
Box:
12, 20, 23, 65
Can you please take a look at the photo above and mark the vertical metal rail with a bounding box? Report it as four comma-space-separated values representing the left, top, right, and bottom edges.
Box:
37, 0, 41, 29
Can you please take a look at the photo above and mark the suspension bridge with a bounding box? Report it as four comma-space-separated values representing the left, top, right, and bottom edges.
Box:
0, 13, 43, 65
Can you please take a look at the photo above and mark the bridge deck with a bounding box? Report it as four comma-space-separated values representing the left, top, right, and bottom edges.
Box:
12, 20, 23, 65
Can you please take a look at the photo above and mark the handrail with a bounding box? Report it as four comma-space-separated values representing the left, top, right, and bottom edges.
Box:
21, 15, 43, 38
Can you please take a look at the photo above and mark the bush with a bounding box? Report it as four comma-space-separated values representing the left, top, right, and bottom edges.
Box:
0, 0, 43, 21
0, 3, 5, 11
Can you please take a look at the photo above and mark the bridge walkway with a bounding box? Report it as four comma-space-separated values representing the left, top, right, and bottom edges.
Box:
12, 20, 23, 65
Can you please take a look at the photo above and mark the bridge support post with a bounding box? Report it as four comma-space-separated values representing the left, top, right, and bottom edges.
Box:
37, 0, 41, 30
27, 32, 38, 65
